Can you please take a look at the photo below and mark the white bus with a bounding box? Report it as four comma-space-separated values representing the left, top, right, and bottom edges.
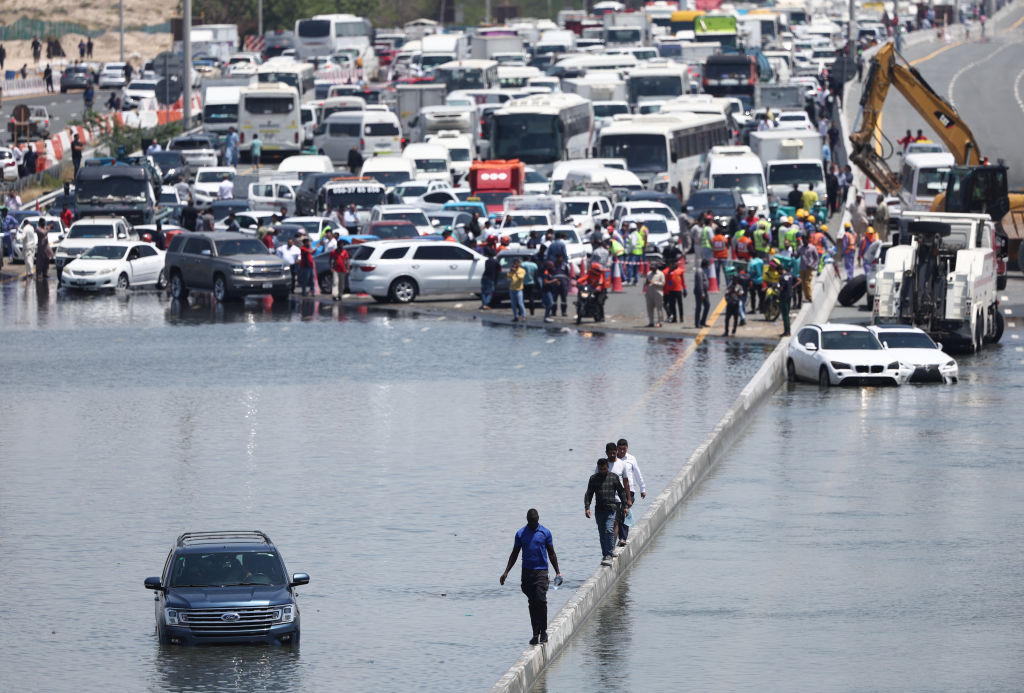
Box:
433, 59, 499, 93
295, 14, 373, 59
238, 83, 303, 157
626, 65, 691, 107
257, 60, 316, 99
597, 112, 730, 198
489, 93, 594, 175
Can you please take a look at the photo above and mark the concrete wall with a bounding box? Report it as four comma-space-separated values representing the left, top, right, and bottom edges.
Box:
491, 269, 842, 693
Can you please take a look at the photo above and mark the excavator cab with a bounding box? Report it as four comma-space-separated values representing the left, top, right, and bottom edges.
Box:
941, 165, 1010, 220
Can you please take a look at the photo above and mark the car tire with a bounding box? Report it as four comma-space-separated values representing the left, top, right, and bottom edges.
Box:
786, 359, 797, 383
818, 365, 831, 388
838, 275, 866, 306
157, 623, 170, 645
318, 271, 333, 294
213, 274, 231, 302
985, 308, 1004, 344
156, 269, 168, 290
116, 273, 130, 290
169, 271, 188, 300
388, 277, 417, 303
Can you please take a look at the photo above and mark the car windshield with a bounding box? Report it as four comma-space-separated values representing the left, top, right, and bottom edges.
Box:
170, 551, 285, 587
160, 192, 178, 204
768, 163, 822, 186
475, 191, 509, 206
877, 331, 937, 349
712, 173, 765, 195
821, 330, 882, 350
564, 202, 591, 216
150, 152, 184, 168
525, 170, 549, 184
215, 238, 272, 256
505, 214, 548, 227
593, 103, 629, 118
689, 192, 736, 210
414, 158, 448, 173
383, 211, 428, 225
631, 218, 668, 234
372, 223, 418, 238
599, 134, 667, 173
67, 225, 116, 239
80, 245, 127, 260
198, 171, 233, 183
449, 148, 471, 162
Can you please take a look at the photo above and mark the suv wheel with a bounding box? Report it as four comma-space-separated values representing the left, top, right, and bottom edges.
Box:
169, 271, 188, 300
213, 274, 231, 302
389, 277, 417, 303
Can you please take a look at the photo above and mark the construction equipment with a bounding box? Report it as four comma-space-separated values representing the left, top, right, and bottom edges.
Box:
848, 42, 1024, 281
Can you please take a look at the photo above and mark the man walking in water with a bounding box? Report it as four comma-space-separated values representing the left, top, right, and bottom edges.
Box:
500, 508, 561, 646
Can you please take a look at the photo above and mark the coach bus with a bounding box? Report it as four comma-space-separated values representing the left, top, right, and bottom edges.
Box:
295, 14, 373, 59
488, 93, 594, 176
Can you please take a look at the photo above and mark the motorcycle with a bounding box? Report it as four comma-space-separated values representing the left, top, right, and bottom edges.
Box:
762, 281, 781, 322
575, 281, 605, 324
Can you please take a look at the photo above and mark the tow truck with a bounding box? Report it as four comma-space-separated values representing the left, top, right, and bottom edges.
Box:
849, 43, 1024, 284
467, 159, 525, 215
848, 43, 1018, 350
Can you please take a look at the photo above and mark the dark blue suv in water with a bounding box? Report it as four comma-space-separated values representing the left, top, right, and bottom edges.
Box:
144, 531, 309, 645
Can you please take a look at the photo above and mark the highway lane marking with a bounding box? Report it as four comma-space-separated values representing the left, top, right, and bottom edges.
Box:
909, 42, 961, 66
1011, 13, 1024, 31
947, 41, 1015, 109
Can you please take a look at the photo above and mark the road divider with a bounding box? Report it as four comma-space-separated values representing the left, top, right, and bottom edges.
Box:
490, 269, 842, 693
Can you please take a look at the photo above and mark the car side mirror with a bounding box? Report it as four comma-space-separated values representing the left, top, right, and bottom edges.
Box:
804, 342, 817, 351
144, 577, 164, 591
201, 249, 211, 256
291, 573, 310, 586
935, 342, 943, 351
118, 232, 127, 239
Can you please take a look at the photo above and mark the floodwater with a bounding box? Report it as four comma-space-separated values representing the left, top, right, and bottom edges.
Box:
0, 282, 769, 692
537, 293, 1024, 691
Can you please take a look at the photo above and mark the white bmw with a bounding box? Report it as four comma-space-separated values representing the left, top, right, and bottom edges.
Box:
62, 241, 167, 291
787, 323, 907, 387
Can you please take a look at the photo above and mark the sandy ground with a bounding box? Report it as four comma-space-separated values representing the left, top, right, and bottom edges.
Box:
1, 32, 173, 74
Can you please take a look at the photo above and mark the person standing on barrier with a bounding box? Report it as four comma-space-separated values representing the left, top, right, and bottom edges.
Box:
615, 439, 646, 545
71, 134, 84, 177
798, 236, 817, 303
694, 258, 710, 328
778, 262, 800, 337
500, 508, 561, 646
586, 456, 630, 565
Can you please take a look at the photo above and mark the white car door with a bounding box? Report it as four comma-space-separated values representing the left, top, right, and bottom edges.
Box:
436, 244, 482, 292
135, 244, 163, 284
793, 327, 819, 380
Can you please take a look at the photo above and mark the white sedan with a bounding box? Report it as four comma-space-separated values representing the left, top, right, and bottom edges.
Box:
193, 167, 238, 203
868, 325, 958, 384
61, 241, 167, 291
0, 147, 19, 180
786, 323, 906, 387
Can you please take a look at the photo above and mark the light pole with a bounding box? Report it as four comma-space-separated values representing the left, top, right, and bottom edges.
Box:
258, 0, 263, 39
119, 0, 125, 62
183, 0, 192, 126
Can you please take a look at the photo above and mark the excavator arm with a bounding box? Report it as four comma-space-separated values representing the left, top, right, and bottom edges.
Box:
848, 42, 983, 196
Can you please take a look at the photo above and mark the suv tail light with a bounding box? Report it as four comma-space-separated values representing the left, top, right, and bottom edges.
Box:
239, 132, 245, 143
358, 264, 376, 272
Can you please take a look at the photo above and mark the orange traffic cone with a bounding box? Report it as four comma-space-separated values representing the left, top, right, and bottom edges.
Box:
707, 260, 719, 293
611, 258, 623, 292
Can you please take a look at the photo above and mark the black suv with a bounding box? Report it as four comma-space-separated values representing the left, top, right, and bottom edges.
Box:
165, 231, 291, 301
144, 531, 308, 645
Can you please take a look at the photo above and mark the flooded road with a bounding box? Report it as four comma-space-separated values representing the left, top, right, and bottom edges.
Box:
0, 282, 769, 691
536, 288, 1024, 692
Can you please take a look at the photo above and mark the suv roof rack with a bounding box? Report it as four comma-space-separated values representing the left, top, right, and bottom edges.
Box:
176, 531, 272, 547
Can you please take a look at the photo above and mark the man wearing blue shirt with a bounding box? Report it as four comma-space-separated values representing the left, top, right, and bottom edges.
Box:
500, 508, 562, 645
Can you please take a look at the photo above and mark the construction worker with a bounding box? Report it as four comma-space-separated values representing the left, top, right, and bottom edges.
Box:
711, 227, 729, 288
860, 226, 879, 273
753, 217, 771, 259
784, 218, 800, 251
626, 223, 644, 286
699, 215, 714, 264
734, 227, 753, 260
811, 225, 827, 256
841, 222, 858, 280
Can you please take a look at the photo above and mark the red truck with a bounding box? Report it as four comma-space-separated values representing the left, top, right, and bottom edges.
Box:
467, 159, 525, 214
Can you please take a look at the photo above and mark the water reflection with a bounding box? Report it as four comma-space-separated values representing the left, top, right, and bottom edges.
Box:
150, 645, 303, 693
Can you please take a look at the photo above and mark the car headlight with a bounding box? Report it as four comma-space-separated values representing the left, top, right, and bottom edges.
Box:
830, 361, 851, 370
944, 360, 956, 368
275, 605, 295, 624
164, 608, 181, 626
231, 265, 245, 274
888, 361, 900, 370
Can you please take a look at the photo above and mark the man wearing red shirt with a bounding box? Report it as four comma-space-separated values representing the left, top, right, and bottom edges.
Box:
330, 243, 350, 300
298, 237, 315, 296
662, 259, 687, 322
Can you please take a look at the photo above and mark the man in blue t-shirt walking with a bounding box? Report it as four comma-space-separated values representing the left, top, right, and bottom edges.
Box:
500, 508, 562, 645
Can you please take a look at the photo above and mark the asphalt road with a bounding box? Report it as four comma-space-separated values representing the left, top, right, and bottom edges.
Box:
850, 4, 1024, 189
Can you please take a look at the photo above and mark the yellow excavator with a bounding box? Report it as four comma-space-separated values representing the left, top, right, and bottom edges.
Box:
848, 42, 1024, 280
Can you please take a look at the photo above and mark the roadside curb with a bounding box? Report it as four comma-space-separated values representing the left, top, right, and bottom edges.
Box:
489, 269, 841, 693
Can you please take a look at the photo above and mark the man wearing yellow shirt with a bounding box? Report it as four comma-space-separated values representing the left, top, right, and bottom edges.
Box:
801, 184, 819, 214
508, 257, 527, 322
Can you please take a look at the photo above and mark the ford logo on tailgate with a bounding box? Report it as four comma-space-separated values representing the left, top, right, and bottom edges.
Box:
221, 612, 241, 622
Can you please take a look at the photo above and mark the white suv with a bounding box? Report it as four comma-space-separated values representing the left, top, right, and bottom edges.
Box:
348, 239, 485, 303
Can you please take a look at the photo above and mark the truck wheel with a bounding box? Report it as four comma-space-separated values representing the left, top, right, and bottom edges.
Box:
973, 312, 983, 353
169, 271, 188, 300
838, 275, 866, 306
985, 308, 1005, 344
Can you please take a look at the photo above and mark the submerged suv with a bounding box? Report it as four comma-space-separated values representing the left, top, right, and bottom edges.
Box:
165, 231, 291, 301
144, 531, 309, 646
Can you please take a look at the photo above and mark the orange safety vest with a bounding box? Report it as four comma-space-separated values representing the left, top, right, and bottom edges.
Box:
843, 231, 856, 254
712, 233, 728, 259
735, 235, 753, 259
811, 231, 825, 254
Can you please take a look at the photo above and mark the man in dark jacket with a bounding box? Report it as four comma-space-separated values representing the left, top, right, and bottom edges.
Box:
347, 146, 364, 175
585, 457, 630, 564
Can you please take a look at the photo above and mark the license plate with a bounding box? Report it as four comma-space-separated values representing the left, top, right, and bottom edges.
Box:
262, 282, 273, 289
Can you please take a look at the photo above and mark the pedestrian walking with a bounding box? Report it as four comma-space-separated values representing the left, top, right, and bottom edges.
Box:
663, 258, 686, 323
694, 259, 710, 328
251, 134, 262, 169
18, 221, 37, 277
521, 254, 538, 316
224, 127, 239, 167
614, 438, 646, 545
276, 238, 301, 292
797, 236, 817, 302
585, 457, 630, 565
347, 146, 364, 175
36, 223, 53, 280
540, 260, 559, 322
71, 134, 84, 177
847, 193, 869, 236
778, 261, 800, 337
499, 509, 561, 646
480, 247, 500, 309
508, 257, 527, 321
644, 262, 665, 327
43, 64, 53, 93
330, 241, 349, 300
553, 256, 570, 317
723, 275, 744, 335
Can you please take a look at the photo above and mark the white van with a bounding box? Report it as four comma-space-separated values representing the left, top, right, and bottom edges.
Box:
424, 131, 474, 181
695, 146, 768, 214
550, 158, 628, 194
563, 167, 644, 194
278, 154, 335, 175
402, 142, 453, 185
314, 109, 403, 165
360, 155, 417, 190
202, 86, 243, 137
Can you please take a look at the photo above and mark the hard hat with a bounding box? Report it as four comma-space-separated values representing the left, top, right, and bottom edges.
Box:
867, 225, 876, 235
796, 209, 806, 218
844, 221, 851, 228
807, 215, 815, 223
629, 222, 638, 230
820, 224, 828, 232
500, 235, 510, 244
787, 216, 794, 224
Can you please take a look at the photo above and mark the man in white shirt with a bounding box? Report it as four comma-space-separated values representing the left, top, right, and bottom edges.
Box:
342, 204, 359, 234
217, 174, 234, 200
615, 438, 646, 546
18, 222, 37, 276
276, 238, 301, 292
